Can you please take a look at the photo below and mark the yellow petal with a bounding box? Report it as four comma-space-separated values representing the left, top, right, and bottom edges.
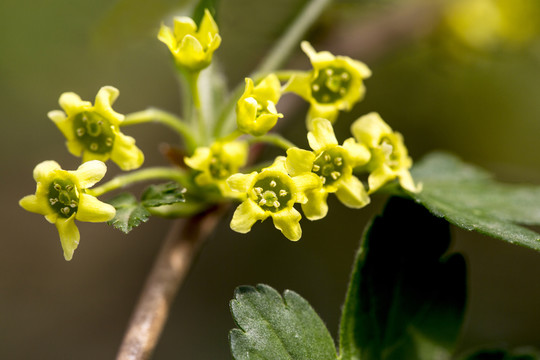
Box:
271, 207, 302, 241
230, 199, 267, 234
59, 92, 91, 115
76, 193, 116, 222
110, 132, 144, 171
70, 160, 107, 188
227, 172, 257, 193
286, 148, 315, 176
184, 147, 211, 172
93, 86, 123, 125
342, 138, 371, 167
33, 160, 61, 182
198, 9, 219, 39
157, 23, 177, 52
55, 215, 80, 261
307, 118, 338, 151
335, 175, 370, 208
302, 188, 329, 221
19, 194, 51, 217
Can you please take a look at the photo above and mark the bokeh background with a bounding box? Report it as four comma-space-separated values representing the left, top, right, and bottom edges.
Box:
2, 0, 540, 358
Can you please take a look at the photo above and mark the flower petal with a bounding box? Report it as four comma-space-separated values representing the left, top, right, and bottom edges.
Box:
230, 199, 267, 234
227, 172, 257, 193
184, 146, 211, 172
59, 92, 91, 115
335, 174, 370, 208
283, 72, 312, 100
70, 160, 107, 188
342, 138, 371, 167
55, 215, 80, 261
292, 173, 321, 203
76, 193, 116, 222
110, 131, 144, 171
286, 148, 315, 176
33, 160, 61, 182
351, 112, 392, 147
19, 194, 51, 217
368, 164, 395, 194
307, 118, 338, 151
178, 35, 205, 68
272, 207, 302, 241
302, 188, 329, 221
157, 23, 177, 52
198, 9, 219, 39
94, 86, 123, 124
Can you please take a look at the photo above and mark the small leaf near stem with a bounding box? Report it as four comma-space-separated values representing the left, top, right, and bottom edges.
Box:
122, 108, 198, 153
87, 167, 187, 197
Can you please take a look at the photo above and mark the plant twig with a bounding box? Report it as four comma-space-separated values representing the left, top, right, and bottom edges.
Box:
116, 205, 227, 360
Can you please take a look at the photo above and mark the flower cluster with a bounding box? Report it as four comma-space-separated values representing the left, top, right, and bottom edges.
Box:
20, 9, 420, 260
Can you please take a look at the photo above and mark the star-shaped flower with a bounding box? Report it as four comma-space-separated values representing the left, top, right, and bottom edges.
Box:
48, 86, 144, 171
19, 160, 116, 260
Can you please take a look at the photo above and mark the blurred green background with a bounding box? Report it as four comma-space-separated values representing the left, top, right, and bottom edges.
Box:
2, 0, 540, 358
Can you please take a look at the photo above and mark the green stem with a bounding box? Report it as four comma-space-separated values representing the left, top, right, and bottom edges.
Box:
122, 109, 197, 153
274, 70, 306, 82
248, 133, 297, 151
89, 167, 187, 197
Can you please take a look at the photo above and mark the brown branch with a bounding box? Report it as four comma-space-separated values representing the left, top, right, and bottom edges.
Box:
116, 205, 227, 360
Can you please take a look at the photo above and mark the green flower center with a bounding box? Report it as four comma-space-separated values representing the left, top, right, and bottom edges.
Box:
73, 111, 116, 154
311, 66, 352, 104
312, 147, 346, 186
251, 172, 294, 213
48, 179, 79, 218
209, 155, 232, 179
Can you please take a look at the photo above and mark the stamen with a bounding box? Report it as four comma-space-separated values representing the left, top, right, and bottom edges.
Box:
254, 187, 263, 195
66, 185, 73, 192
331, 171, 341, 180
341, 72, 350, 80
320, 176, 326, 184
334, 157, 343, 166
312, 164, 320, 172
82, 115, 88, 122
324, 154, 331, 162
279, 190, 288, 197
259, 199, 267, 206
76, 128, 85, 137
270, 180, 277, 188
105, 137, 113, 147
70, 200, 77, 208
322, 95, 330, 102
325, 68, 334, 76
312, 84, 320, 92
61, 207, 71, 215
339, 88, 347, 95
90, 143, 98, 151
273, 201, 280, 208
49, 198, 58, 205
54, 184, 62, 191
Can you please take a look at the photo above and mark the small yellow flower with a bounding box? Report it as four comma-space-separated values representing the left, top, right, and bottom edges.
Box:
285, 41, 371, 126
351, 112, 419, 194
286, 118, 371, 220
48, 86, 144, 171
184, 140, 248, 198
227, 157, 319, 241
158, 9, 221, 72
236, 74, 284, 136
19, 160, 116, 261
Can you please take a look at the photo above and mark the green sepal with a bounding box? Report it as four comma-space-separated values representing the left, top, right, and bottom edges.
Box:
409, 152, 540, 252
339, 196, 466, 360
141, 182, 185, 208
106, 193, 150, 233
229, 284, 338, 360
192, 0, 219, 26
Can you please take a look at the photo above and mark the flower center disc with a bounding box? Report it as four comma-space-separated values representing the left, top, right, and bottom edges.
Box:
48, 179, 79, 218
251, 172, 293, 213
311, 66, 352, 104
73, 111, 116, 154
312, 147, 346, 186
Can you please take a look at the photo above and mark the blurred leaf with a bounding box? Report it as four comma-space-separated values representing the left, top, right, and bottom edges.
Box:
409, 152, 540, 251
339, 197, 466, 360
107, 193, 150, 233
229, 284, 338, 360
141, 182, 185, 208
93, 0, 189, 50
457, 346, 540, 360
192, 0, 219, 25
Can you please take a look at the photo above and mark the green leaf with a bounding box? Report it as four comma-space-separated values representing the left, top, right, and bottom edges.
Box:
192, 0, 219, 26
229, 284, 338, 360
141, 182, 185, 208
339, 197, 466, 360
106, 193, 150, 234
457, 347, 540, 360
409, 152, 540, 251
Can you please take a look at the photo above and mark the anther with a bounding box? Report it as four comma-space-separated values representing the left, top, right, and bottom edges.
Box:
66, 185, 73, 192
312, 84, 320, 92
320, 176, 326, 184
70, 200, 77, 208
105, 137, 113, 147
341, 72, 350, 80
259, 199, 267, 206
54, 184, 62, 191
49, 198, 58, 205
312, 164, 320, 172
270, 180, 277, 188
273, 201, 280, 208
334, 157, 343, 166
90, 143, 98, 151
82, 115, 88, 122
324, 154, 331, 162
331, 171, 341, 180
76, 128, 85, 137
279, 190, 288, 197
254, 187, 263, 195
98, 120, 103, 126
325, 68, 334, 76
61, 207, 71, 215
339, 88, 347, 96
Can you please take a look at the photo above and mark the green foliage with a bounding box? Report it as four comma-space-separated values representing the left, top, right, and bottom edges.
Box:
409, 152, 540, 251
229, 284, 338, 360
141, 182, 185, 207
339, 196, 466, 360
106, 193, 150, 233
192, 0, 219, 25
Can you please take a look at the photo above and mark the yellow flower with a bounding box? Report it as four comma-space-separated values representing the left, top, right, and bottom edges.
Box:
351, 112, 419, 194
236, 74, 283, 136
184, 140, 248, 198
286, 118, 371, 220
19, 160, 116, 261
227, 157, 319, 241
48, 86, 144, 171
285, 41, 371, 127
158, 9, 221, 72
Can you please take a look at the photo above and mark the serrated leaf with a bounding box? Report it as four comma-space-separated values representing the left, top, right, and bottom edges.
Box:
409, 152, 540, 251
141, 182, 185, 208
339, 197, 466, 360
107, 193, 150, 233
229, 284, 338, 360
